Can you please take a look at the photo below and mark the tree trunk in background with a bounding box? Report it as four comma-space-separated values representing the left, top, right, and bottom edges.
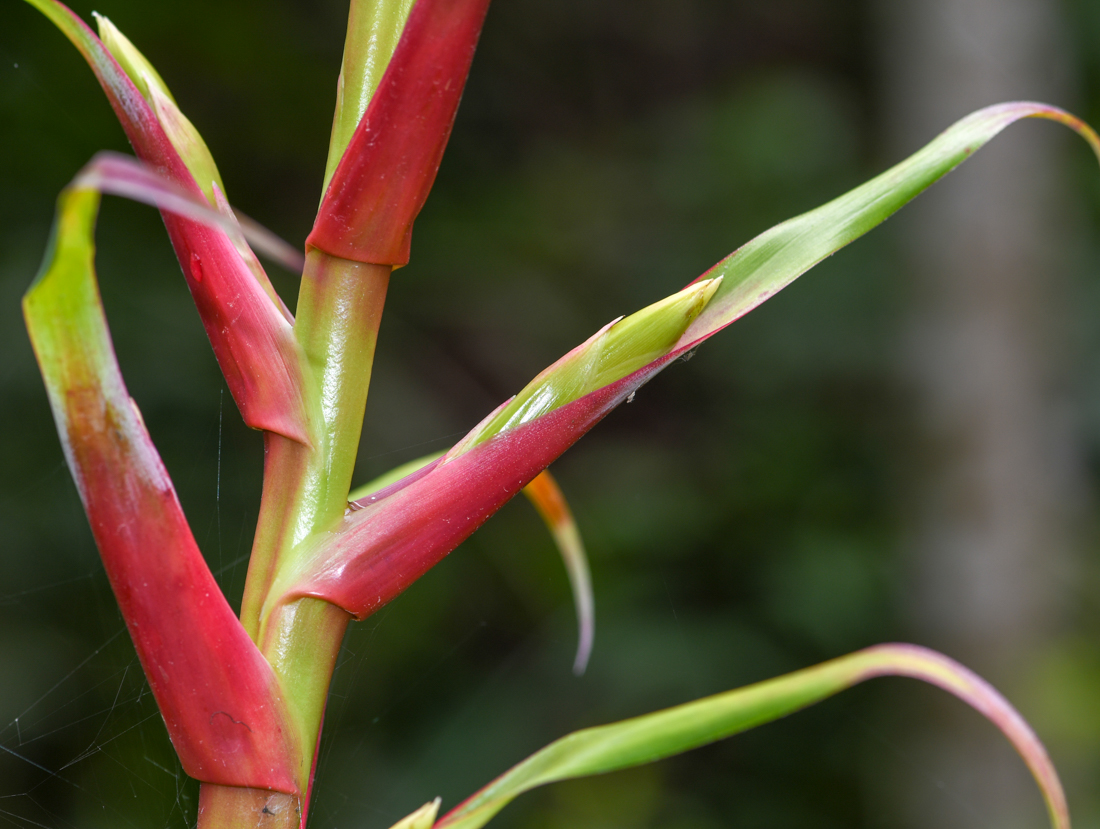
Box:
876, 0, 1080, 826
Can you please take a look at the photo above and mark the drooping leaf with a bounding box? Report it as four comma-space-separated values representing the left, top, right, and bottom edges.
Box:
75, 151, 303, 272
308, 0, 492, 266
23, 184, 304, 794
427, 644, 1067, 829
23, 0, 311, 442
278, 102, 1099, 630
522, 470, 595, 676
348, 460, 595, 674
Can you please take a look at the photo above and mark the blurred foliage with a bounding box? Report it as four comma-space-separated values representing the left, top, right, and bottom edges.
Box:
1, 0, 1100, 828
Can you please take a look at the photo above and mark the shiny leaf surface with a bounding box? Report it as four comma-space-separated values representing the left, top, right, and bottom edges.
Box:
23, 184, 303, 794
433, 644, 1067, 829
308, 0, 492, 265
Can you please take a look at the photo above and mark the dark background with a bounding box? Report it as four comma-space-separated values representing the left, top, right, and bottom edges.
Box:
2, 1, 1100, 827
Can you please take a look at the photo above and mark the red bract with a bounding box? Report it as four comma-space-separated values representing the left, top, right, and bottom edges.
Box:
23, 186, 303, 795
275, 365, 667, 618
308, 0, 492, 265
21, 0, 1099, 825
25, 0, 312, 444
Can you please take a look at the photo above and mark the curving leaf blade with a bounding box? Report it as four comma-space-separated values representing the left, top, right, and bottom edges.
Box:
522, 470, 595, 676
23, 184, 304, 794
675, 102, 1100, 350
432, 644, 1068, 829
23, 0, 311, 442
75, 151, 303, 272
279, 102, 1100, 643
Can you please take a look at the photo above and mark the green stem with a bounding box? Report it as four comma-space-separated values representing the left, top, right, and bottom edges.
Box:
240, 251, 390, 634
229, 251, 390, 821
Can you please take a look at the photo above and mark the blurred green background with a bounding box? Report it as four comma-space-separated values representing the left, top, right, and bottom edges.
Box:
2, 0, 1100, 827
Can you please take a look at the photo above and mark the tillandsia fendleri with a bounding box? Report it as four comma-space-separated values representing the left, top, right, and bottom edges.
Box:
14, 1, 1100, 827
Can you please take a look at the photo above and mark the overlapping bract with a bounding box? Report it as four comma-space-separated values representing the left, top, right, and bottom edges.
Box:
24, 0, 311, 443
22, 0, 1099, 823
23, 185, 304, 794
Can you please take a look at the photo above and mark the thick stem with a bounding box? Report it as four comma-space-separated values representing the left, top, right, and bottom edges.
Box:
240, 252, 390, 635
196, 786, 301, 829
226, 251, 390, 826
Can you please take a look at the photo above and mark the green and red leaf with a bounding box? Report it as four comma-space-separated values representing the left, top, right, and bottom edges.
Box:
23, 184, 304, 793
23, 0, 312, 443
427, 644, 1067, 829
522, 470, 595, 675
323, 0, 418, 195
276, 102, 1100, 633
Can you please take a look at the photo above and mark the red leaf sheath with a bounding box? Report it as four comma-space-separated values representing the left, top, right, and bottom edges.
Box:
69, 409, 303, 792
35, 1, 309, 442
24, 187, 304, 793
283, 355, 676, 618
308, 0, 492, 265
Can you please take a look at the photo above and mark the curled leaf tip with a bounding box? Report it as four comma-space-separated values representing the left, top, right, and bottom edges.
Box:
522, 470, 595, 675
73, 152, 302, 273
433, 642, 1067, 829
855, 644, 1069, 829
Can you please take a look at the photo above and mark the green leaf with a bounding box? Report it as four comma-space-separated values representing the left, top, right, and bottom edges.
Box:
446, 277, 722, 458
75, 151, 302, 272
429, 644, 1067, 829
675, 102, 1100, 351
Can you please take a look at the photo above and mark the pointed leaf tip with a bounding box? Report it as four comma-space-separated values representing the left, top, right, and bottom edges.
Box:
387, 799, 442, 829
95, 13, 226, 205
523, 470, 595, 675
433, 644, 1068, 829
449, 277, 721, 457
674, 102, 1100, 355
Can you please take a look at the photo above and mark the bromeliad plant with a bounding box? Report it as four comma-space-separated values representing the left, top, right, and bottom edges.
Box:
18, 0, 1100, 827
